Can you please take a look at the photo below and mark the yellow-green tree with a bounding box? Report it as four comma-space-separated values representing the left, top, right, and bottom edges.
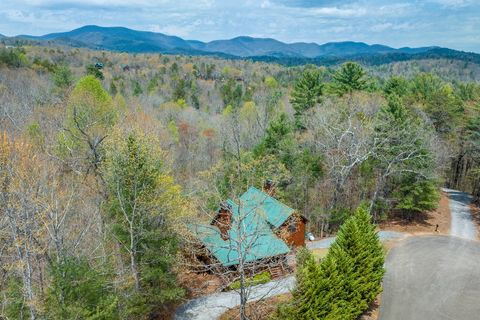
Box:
104, 131, 186, 317
58, 75, 118, 176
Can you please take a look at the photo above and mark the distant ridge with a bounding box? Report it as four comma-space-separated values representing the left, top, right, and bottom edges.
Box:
7, 25, 480, 66
247, 47, 480, 67
16, 25, 437, 58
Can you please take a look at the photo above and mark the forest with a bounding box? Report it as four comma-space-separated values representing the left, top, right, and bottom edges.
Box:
1, 44, 479, 319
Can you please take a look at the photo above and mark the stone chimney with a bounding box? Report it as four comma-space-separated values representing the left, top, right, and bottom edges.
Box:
216, 202, 232, 241
263, 179, 275, 195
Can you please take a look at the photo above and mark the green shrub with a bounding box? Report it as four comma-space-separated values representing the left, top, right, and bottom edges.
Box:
0, 47, 28, 67
44, 256, 118, 320
3, 277, 29, 320
228, 271, 271, 290
53, 65, 74, 88
393, 175, 440, 219
86, 64, 104, 80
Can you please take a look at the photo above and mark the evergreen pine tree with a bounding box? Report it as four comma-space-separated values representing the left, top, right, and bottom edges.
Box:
383, 76, 409, 97
371, 94, 439, 219
290, 68, 324, 128
44, 256, 118, 319
331, 62, 368, 96
349, 206, 385, 303
330, 205, 384, 316
278, 205, 385, 319
105, 132, 185, 317
274, 249, 318, 320
292, 252, 323, 319
393, 174, 440, 219
319, 249, 359, 320
253, 112, 295, 168
329, 227, 366, 318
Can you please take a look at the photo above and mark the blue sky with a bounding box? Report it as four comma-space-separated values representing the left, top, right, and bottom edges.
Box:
0, 0, 479, 52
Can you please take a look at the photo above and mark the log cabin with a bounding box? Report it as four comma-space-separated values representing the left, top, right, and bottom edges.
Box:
191, 185, 307, 271
239, 186, 308, 247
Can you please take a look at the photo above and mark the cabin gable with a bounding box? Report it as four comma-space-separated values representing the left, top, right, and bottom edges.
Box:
277, 213, 307, 247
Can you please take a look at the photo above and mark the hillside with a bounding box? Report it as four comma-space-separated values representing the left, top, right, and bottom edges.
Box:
1, 42, 480, 320
9, 25, 479, 66
19, 25, 200, 54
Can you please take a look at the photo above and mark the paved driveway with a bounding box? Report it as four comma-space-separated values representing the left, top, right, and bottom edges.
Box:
380, 189, 480, 319
379, 236, 480, 320
307, 230, 407, 250
175, 276, 294, 320
442, 188, 477, 240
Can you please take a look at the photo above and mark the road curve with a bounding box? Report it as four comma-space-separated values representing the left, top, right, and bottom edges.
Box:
177, 189, 478, 319
379, 236, 480, 320
442, 188, 477, 240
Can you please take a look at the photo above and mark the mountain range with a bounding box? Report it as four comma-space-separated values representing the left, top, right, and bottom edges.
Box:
6, 25, 480, 65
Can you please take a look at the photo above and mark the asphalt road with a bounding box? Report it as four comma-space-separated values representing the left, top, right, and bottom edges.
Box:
307, 230, 408, 250
379, 236, 480, 320
442, 188, 478, 240
380, 189, 479, 320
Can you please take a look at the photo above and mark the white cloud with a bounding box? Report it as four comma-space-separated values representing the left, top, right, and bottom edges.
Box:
428, 0, 472, 7
370, 22, 414, 32
149, 24, 192, 37
24, 0, 164, 7
0, 0, 478, 52
370, 22, 393, 32
260, 0, 272, 8
311, 6, 366, 17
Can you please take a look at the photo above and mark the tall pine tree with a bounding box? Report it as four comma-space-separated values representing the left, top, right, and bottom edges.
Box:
277, 205, 384, 319
331, 62, 368, 96
332, 206, 385, 307
105, 132, 185, 317
290, 68, 324, 128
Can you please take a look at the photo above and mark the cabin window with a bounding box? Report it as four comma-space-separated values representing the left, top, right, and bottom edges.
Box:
288, 221, 297, 233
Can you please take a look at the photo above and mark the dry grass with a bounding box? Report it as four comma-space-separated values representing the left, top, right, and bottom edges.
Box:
220, 292, 382, 320
360, 295, 381, 320
219, 293, 291, 320
310, 248, 329, 260
469, 202, 480, 239
178, 272, 223, 299
379, 192, 451, 235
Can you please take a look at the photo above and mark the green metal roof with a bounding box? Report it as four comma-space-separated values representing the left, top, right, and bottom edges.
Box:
191, 191, 291, 266
240, 187, 295, 228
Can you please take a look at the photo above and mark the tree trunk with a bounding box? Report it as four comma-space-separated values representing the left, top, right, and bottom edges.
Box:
21, 250, 37, 320
238, 263, 247, 320
129, 222, 140, 291
130, 251, 140, 291
369, 176, 384, 223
